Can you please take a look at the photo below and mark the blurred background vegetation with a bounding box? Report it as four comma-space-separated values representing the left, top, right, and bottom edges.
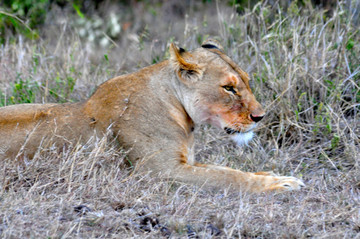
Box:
1, 0, 357, 45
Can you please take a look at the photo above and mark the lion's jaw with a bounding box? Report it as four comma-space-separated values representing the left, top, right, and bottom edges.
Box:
196, 101, 255, 129
191, 104, 256, 146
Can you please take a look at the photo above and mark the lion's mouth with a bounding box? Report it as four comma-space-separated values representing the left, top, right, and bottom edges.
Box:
224, 124, 256, 135
224, 127, 242, 135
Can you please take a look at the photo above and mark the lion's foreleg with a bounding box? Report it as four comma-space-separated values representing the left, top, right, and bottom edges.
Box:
165, 162, 304, 193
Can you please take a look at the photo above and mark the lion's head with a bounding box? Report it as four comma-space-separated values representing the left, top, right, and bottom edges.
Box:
169, 39, 265, 145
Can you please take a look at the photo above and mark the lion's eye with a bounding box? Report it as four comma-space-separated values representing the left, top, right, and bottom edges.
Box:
222, 85, 237, 94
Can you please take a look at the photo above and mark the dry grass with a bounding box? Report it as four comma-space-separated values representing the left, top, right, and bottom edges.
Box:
0, 1, 359, 238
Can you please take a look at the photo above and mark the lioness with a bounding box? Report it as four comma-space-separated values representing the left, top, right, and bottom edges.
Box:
0, 39, 304, 192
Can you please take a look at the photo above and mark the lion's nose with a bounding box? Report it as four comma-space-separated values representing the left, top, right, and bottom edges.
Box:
250, 114, 264, 123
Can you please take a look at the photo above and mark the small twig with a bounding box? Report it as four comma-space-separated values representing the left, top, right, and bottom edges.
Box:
0, 10, 35, 34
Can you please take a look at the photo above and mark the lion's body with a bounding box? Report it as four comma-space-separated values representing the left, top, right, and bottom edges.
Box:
0, 40, 304, 192
0, 103, 91, 158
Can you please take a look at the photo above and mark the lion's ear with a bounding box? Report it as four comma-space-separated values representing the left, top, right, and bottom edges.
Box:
169, 43, 203, 83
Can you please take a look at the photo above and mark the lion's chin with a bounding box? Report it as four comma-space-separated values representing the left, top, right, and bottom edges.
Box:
231, 131, 254, 146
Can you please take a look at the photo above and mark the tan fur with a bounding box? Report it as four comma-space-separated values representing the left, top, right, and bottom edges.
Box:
0, 40, 304, 193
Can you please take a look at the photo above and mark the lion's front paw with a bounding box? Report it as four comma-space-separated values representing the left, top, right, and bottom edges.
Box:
266, 176, 305, 192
